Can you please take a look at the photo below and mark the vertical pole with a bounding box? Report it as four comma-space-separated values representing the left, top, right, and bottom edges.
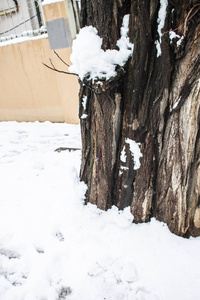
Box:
0, 5, 6, 39
72, 0, 80, 30
38, 0, 45, 28
6, 0, 17, 36
20, 0, 28, 32
29, 0, 38, 30
15, 0, 22, 36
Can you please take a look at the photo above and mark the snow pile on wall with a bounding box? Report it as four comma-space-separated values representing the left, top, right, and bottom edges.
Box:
42, 0, 64, 5
69, 15, 134, 81
0, 33, 48, 47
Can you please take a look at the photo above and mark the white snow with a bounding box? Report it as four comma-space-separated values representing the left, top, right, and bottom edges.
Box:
120, 145, 126, 163
1, 121, 200, 300
69, 15, 133, 81
173, 96, 181, 109
169, 31, 184, 47
156, 0, 168, 57
81, 114, 88, 120
126, 138, 143, 170
81, 96, 88, 119
82, 95, 88, 111
177, 36, 184, 47
155, 40, 162, 57
42, 0, 64, 5
0, 34, 48, 48
120, 139, 142, 170
169, 31, 180, 42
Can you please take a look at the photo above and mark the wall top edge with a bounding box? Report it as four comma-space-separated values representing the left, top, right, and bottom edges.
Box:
0, 34, 48, 48
42, 0, 65, 6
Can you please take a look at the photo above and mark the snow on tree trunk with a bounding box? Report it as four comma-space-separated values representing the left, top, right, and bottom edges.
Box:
72, 0, 200, 237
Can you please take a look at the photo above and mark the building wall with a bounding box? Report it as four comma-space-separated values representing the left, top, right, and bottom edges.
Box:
0, 0, 42, 37
0, 0, 79, 124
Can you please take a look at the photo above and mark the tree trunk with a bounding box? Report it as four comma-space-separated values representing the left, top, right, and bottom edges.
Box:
78, 0, 200, 237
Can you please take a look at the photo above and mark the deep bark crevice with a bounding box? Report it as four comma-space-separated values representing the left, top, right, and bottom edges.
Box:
79, 0, 200, 237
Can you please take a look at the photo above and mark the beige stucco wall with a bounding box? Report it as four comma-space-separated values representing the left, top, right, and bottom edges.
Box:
0, 36, 79, 123
0, 0, 80, 124
54, 47, 80, 124
42, 1, 68, 21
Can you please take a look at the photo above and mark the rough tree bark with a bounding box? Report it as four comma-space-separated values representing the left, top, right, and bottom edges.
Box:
78, 0, 200, 237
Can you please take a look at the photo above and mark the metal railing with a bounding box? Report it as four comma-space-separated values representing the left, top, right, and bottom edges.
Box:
0, 0, 46, 42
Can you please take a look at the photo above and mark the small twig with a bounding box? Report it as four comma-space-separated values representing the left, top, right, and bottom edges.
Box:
42, 50, 77, 76
53, 50, 70, 67
162, 4, 200, 38
183, 4, 200, 37
42, 62, 78, 76
49, 58, 56, 69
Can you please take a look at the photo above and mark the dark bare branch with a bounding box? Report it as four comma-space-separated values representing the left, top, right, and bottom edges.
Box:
49, 58, 56, 70
53, 50, 70, 67
183, 4, 200, 37
42, 62, 78, 76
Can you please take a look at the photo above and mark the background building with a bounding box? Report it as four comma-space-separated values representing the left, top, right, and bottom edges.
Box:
0, 0, 80, 123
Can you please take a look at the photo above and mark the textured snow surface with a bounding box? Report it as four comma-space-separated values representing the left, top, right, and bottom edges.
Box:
69, 15, 133, 81
0, 122, 200, 300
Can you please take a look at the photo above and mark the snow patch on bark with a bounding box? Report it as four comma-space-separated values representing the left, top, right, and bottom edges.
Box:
81, 96, 88, 120
82, 95, 88, 110
169, 31, 184, 47
120, 139, 143, 171
126, 139, 143, 170
173, 96, 182, 109
156, 0, 168, 57
81, 114, 88, 119
120, 146, 126, 163
69, 15, 133, 81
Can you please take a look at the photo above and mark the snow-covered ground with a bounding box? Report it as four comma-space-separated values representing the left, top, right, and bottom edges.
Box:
0, 121, 200, 300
